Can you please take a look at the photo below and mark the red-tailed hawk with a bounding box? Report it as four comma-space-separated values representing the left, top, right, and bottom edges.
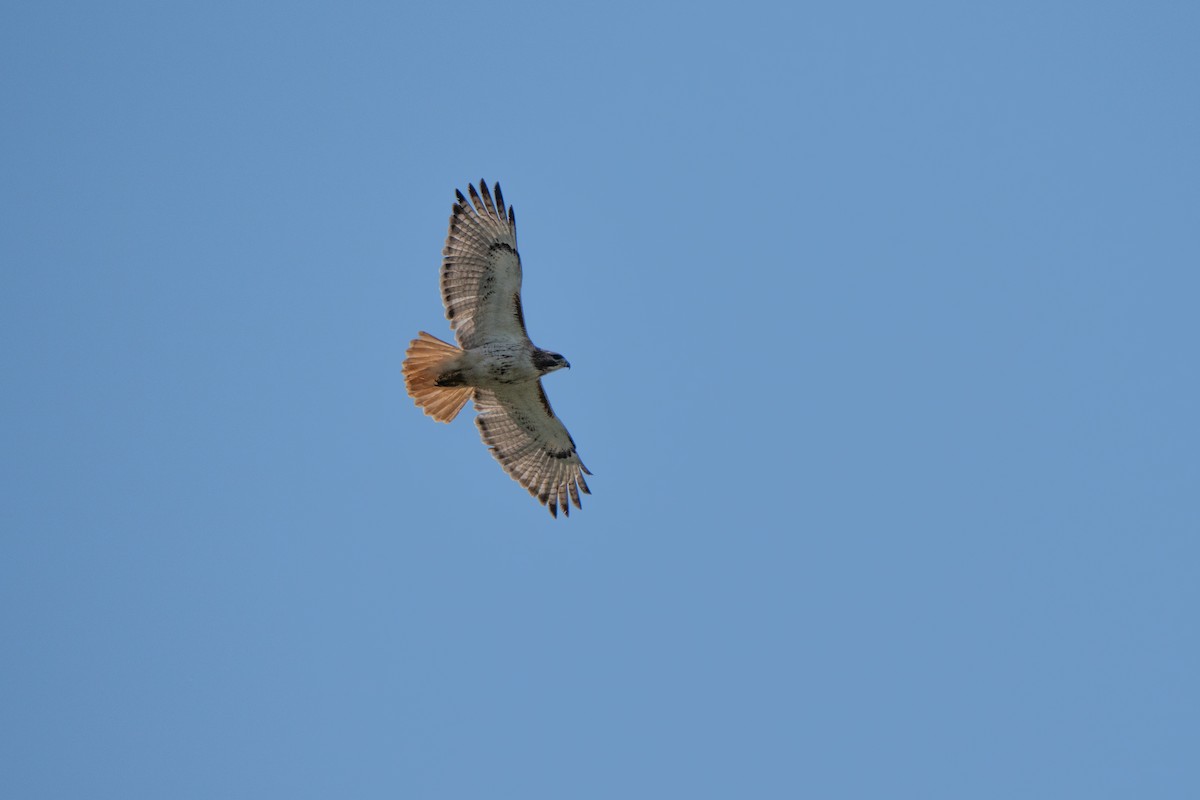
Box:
402, 181, 592, 518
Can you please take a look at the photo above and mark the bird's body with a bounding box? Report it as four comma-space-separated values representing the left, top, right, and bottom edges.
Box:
402, 181, 591, 517
434, 339, 547, 389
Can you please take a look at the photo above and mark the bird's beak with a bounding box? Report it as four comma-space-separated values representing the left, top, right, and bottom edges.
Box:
563, 359, 571, 370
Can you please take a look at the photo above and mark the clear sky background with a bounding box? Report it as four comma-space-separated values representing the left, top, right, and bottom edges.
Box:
2, 2, 1197, 798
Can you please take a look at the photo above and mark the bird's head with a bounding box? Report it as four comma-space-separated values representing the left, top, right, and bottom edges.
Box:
533, 349, 570, 375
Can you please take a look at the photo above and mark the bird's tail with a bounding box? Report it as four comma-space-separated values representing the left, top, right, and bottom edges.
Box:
402, 332, 473, 423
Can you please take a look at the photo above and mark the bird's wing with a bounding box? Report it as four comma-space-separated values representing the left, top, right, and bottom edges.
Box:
473, 385, 591, 518
441, 181, 528, 349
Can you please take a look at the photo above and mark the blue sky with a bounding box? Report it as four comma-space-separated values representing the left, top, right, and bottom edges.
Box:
2, 1, 1197, 797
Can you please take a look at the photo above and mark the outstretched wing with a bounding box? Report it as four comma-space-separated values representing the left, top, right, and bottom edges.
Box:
441, 181, 528, 349
473, 386, 591, 518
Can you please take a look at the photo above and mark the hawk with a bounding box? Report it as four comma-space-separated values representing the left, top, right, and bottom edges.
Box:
402, 181, 592, 518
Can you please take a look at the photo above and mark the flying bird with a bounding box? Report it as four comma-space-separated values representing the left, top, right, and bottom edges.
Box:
402, 181, 591, 517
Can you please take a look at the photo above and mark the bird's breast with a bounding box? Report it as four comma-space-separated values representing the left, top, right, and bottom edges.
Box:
461, 342, 540, 387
